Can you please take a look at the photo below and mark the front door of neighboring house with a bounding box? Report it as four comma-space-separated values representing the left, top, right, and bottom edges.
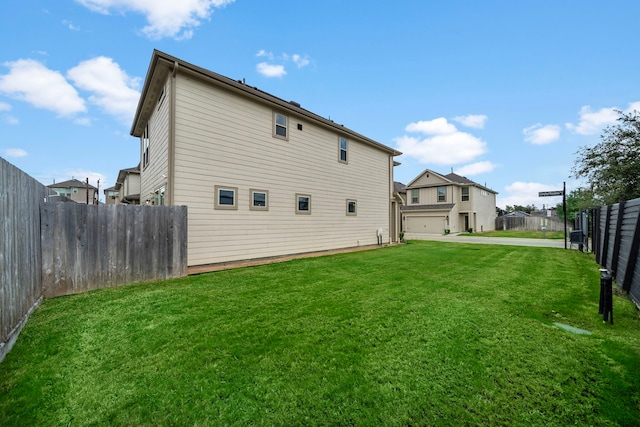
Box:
464, 215, 469, 231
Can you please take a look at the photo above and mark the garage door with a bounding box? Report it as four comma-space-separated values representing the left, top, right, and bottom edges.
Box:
406, 216, 445, 234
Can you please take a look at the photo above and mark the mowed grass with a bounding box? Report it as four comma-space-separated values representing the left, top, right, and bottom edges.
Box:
1, 241, 639, 426
471, 229, 566, 239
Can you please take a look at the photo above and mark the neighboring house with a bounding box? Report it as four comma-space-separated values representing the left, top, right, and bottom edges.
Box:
48, 178, 98, 204
394, 181, 407, 233
505, 210, 530, 218
103, 185, 119, 205
402, 169, 497, 235
130, 50, 401, 267
115, 165, 141, 205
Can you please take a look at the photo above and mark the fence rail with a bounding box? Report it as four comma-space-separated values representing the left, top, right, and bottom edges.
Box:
591, 197, 640, 306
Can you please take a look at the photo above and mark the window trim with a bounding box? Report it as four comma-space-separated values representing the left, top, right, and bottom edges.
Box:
249, 189, 269, 211
273, 111, 289, 140
411, 189, 419, 204
295, 193, 311, 215
338, 136, 348, 164
142, 124, 150, 169
346, 199, 357, 216
461, 187, 470, 202
437, 186, 447, 202
214, 185, 238, 210
154, 186, 166, 206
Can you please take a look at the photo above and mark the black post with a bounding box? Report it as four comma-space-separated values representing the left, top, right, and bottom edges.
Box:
599, 270, 614, 324
563, 182, 567, 250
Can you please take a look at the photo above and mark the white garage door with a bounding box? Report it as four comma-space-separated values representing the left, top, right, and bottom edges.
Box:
406, 216, 445, 234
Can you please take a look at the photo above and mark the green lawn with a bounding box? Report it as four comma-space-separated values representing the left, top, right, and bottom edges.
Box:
471, 229, 566, 239
1, 241, 639, 426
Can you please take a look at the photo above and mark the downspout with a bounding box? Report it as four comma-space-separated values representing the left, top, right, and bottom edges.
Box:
168, 61, 178, 205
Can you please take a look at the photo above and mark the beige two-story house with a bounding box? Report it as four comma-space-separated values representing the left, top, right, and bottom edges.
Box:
130, 50, 401, 267
402, 169, 497, 236
115, 165, 141, 205
47, 178, 98, 204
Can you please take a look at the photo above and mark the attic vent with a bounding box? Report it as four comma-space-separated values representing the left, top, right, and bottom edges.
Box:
289, 100, 301, 108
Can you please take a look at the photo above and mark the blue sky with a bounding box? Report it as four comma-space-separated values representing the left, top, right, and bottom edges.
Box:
2, 1, 639, 208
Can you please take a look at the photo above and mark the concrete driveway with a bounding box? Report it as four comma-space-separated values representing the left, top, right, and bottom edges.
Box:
411, 234, 568, 249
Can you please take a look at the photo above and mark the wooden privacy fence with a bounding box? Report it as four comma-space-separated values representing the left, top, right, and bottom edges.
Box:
41, 203, 188, 297
1, 156, 188, 363
591, 197, 640, 306
1, 157, 54, 362
496, 215, 565, 232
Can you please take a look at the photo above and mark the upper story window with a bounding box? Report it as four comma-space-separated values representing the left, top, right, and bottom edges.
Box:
339, 137, 348, 163
273, 112, 288, 140
142, 124, 150, 169
438, 186, 447, 202
296, 193, 311, 214
411, 189, 419, 204
214, 185, 238, 210
461, 187, 470, 201
250, 189, 269, 211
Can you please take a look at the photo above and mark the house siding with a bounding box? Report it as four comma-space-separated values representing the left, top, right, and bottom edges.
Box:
140, 78, 170, 203
171, 73, 391, 266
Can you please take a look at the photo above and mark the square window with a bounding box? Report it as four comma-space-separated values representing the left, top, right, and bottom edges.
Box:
214, 185, 238, 210
438, 186, 446, 202
339, 137, 348, 163
346, 199, 357, 216
274, 112, 288, 139
250, 189, 269, 211
296, 193, 311, 214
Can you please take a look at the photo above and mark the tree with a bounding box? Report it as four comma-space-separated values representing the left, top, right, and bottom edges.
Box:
572, 110, 640, 204
555, 187, 600, 221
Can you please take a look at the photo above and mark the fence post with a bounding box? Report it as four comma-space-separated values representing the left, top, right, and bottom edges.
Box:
622, 205, 640, 293
599, 270, 614, 324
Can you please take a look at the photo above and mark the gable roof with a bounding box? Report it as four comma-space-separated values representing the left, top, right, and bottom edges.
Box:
47, 178, 97, 190
406, 168, 497, 194
116, 165, 140, 186
131, 50, 401, 157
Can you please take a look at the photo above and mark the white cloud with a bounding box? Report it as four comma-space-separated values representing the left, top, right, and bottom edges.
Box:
454, 161, 497, 176
67, 56, 140, 124
75, 0, 235, 40
255, 50, 311, 77
62, 169, 108, 189
0, 59, 86, 117
497, 181, 564, 209
292, 54, 310, 68
256, 62, 286, 78
4, 148, 28, 158
0, 101, 11, 111
256, 49, 274, 60
565, 105, 619, 135
395, 117, 487, 165
405, 117, 457, 135
453, 114, 487, 129
523, 123, 561, 145
63, 20, 80, 31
